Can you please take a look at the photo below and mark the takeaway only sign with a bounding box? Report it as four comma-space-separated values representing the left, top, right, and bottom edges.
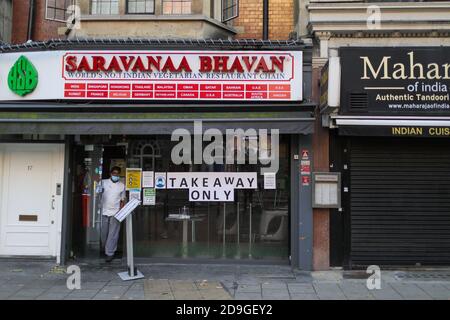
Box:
167, 172, 257, 202
0, 50, 303, 101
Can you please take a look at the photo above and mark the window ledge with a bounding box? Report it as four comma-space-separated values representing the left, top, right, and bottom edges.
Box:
80, 14, 236, 34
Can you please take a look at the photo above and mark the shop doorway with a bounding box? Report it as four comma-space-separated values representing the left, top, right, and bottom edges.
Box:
71, 135, 291, 262
0, 143, 64, 261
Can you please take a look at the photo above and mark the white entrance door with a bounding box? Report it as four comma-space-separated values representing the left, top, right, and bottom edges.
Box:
0, 143, 64, 262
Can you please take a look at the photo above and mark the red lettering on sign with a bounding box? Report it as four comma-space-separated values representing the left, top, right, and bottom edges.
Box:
269, 92, 291, 99
199, 56, 212, 72
246, 92, 267, 99
132, 92, 153, 98
132, 84, 153, 90
155, 91, 176, 98
223, 84, 244, 91
87, 91, 108, 98
65, 83, 86, 90
65, 56, 78, 72
177, 91, 199, 99
65, 54, 287, 74
246, 84, 268, 92
223, 92, 244, 99
200, 84, 221, 91
200, 91, 221, 99
64, 91, 86, 98
177, 84, 199, 91
269, 84, 290, 91
87, 83, 108, 90
155, 84, 176, 91
109, 91, 130, 98
110, 84, 131, 90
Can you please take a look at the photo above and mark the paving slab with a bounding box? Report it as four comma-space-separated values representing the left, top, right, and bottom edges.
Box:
235, 284, 261, 293
45, 286, 74, 294
79, 281, 108, 290
370, 285, 404, 300
145, 293, 175, 300
234, 293, 262, 300
9, 288, 48, 297
93, 294, 122, 300
338, 282, 375, 300
65, 289, 101, 299
415, 283, 450, 300
99, 285, 130, 295
390, 283, 432, 300
290, 293, 319, 300
36, 293, 69, 300
287, 283, 316, 294
313, 283, 347, 300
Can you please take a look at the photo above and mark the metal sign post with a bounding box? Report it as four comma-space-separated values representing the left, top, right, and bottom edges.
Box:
114, 199, 144, 281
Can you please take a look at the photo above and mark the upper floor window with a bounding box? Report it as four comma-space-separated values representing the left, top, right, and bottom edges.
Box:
162, 0, 191, 15
46, 0, 74, 22
222, 0, 238, 22
127, 0, 155, 14
91, 0, 119, 14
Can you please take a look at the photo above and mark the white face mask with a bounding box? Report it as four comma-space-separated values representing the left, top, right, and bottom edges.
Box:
111, 175, 120, 183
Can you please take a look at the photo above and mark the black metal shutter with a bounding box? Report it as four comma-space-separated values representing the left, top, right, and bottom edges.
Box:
349, 138, 450, 266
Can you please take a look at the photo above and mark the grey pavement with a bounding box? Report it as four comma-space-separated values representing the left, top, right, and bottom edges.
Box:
0, 259, 449, 300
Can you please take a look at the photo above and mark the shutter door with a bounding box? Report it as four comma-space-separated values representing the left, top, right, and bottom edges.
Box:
350, 138, 450, 266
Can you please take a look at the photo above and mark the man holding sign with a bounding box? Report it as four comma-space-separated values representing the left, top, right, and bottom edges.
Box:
101, 166, 126, 262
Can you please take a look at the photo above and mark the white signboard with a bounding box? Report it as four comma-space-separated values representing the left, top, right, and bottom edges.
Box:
0, 50, 303, 102
263, 173, 276, 190
167, 172, 256, 202
189, 188, 234, 202
142, 171, 154, 188
114, 198, 141, 222
167, 172, 257, 189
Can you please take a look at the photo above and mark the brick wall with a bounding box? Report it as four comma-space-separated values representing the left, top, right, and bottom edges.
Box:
268, 0, 294, 40
232, 0, 294, 40
12, 0, 66, 44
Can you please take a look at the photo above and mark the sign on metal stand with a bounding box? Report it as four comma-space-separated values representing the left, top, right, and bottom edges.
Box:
114, 198, 144, 281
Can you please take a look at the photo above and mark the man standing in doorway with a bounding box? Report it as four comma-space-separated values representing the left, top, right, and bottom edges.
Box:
101, 166, 126, 262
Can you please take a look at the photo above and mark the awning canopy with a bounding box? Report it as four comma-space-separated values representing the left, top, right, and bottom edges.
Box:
333, 116, 450, 137
0, 111, 314, 135
335, 116, 450, 127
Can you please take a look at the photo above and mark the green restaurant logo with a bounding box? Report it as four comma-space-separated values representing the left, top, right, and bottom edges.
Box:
8, 56, 38, 96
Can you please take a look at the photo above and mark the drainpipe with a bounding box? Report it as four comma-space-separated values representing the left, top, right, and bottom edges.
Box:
262, 0, 269, 40
27, 0, 36, 41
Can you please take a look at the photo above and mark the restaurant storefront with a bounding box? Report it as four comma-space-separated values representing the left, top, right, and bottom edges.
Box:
0, 39, 315, 268
329, 47, 450, 268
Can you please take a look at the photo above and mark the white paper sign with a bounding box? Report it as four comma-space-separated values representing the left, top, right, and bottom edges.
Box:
142, 171, 154, 188
129, 190, 141, 201
143, 188, 156, 206
315, 183, 338, 206
263, 173, 276, 189
189, 188, 234, 202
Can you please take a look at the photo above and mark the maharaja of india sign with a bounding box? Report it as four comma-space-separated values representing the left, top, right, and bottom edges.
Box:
0, 50, 303, 101
340, 47, 450, 115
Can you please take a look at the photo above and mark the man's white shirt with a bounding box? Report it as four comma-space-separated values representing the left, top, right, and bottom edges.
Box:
101, 178, 126, 217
